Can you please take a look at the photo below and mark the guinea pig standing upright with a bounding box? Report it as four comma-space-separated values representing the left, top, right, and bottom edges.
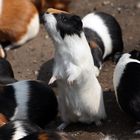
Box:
0, 80, 58, 128
82, 12, 123, 76
0, 0, 40, 50
0, 45, 17, 84
113, 50, 140, 133
43, 8, 106, 130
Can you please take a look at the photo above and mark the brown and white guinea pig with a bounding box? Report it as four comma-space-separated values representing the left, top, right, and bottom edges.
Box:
0, 119, 75, 140
0, 45, 17, 84
0, 0, 40, 50
113, 50, 140, 134
82, 12, 123, 76
0, 80, 58, 128
43, 8, 106, 130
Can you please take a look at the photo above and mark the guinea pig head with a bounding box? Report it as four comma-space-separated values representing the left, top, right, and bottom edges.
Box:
43, 8, 83, 41
129, 50, 140, 61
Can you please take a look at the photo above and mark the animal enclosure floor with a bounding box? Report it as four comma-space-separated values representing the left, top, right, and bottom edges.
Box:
7, 0, 140, 139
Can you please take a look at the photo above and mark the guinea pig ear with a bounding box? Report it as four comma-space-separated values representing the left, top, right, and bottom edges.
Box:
113, 52, 123, 64
130, 50, 140, 61
0, 45, 6, 59
0, 113, 8, 127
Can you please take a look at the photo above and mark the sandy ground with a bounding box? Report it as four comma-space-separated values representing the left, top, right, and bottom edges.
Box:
6, 0, 140, 139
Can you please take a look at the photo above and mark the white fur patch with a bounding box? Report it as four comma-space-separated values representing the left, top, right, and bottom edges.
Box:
113, 53, 140, 103
82, 13, 112, 59
10, 80, 29, 120
43, 13, 62, 44
0, 0, 3, 15
12, 121, 26, 140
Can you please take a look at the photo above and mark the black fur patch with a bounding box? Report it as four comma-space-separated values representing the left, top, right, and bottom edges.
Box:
84, 27, 104, 68
96, 12, 123, 55
27, 81, 58, 128
0, 120, 15, 140
117, 62, 140, 121
0, 120, 41, 140
0, 58, 14, 78
129, 50, 140, 61
54, 13, 83, 38
0, 86, 17, 119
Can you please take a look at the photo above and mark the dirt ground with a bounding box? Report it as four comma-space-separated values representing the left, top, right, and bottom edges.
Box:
6, 0, 140, 139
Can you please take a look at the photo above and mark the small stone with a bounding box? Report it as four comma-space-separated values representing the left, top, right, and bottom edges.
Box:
117, 7, 122, 13
102, 1, 110, 6
136, 2, 140, 8
34, 70, 39, 76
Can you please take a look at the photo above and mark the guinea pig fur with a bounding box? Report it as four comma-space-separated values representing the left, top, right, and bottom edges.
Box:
0, 120, 41, 140
43, 8, 106, 130
82, 12, 123, 76
0, 80, 58, 128
0, 118, 76, 140
0, 0, 40, 50
19, 130, 76, 140
30, 0, 71, 13
0, 45, 17, 84
113, 50, 140, 124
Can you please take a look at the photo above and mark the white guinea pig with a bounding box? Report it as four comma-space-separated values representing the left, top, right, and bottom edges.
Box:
113, 50, 140, 127
82, 12, 123, 76
43, 8, 106, 130
0, 80, 58, 128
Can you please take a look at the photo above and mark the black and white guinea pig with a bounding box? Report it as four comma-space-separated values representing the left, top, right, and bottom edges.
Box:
0, 80, 58, 128
113, 50, 140, 125
0, 0, 39, 50
0, 119, 75, 140
0, 45, 17, 84
20, 130, 75, 140
82, 12, 123, 76
0, 120, 41, 140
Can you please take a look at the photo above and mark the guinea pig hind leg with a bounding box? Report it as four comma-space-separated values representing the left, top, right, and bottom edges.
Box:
57, 122, 70, 131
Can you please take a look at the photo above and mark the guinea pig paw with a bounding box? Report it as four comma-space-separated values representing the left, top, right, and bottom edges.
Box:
57, 122, 69, 131
48, 76, 57, 85
67, 77, 75, 86
95, 120, 102, 126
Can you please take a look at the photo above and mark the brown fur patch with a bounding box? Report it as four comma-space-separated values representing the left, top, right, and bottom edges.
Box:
46, 8, 68, 14
0, 113, 8, 127
46, 0, 70, 11
89, 41, 98, 49
0, 0, 38, 43
38, 132, 49, 140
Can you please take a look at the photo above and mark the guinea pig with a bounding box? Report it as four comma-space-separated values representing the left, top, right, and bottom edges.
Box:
0, 80, 58, 128
19, 130, 76, 140
0, 119, 75, 140
0, 119, 41, 140
43, 8, 106, 130
0, 45, 17, 84
82, 12, 123, 76
113, 50, 140, 133
0, 0, 40, 50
